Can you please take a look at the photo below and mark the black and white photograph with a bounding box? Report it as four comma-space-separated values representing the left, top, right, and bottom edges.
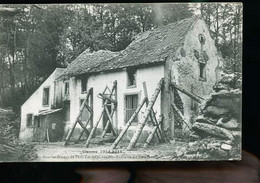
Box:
0, 3, 242, 162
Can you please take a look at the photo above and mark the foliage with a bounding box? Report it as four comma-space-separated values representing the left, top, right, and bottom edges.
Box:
192, 3, 242, 72
0, 3, 242, 111
0, 108, 37, 161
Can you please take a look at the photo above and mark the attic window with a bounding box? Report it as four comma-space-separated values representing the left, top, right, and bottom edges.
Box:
199, 34, 205, 44
42, 87, 50, 106
199, 63, 206, 81
81, 77, 88, 93
127, 68, 137, 87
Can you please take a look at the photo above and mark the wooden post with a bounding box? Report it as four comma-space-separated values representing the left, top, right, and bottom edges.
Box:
143, 81, 161, 141
143, 115, 163, 148
77, 120, 90, 136
150, 109, 163, 141
64, 88, 92, 146
101, 105, 117, 138
77, 112, 93, 141
85, 111, 104, 147
104, 105, 117, 136
127, 78, 164, 150
171, 102, 191, 131
46, 128, 50, 143
111, 97, 147, 149
85, 81, 117, 147
98, 93, 117, 104
170, 82, 204, 103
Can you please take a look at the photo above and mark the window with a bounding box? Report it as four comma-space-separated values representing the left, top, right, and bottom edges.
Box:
198, 34, 205, 44
125, 94, 138, 123
127, 68, 137, 87
26, 114, 33, 127
42, 87, 50, 106
64, 81, 69, 95
81, 78, 88, 93
199, 63, 206, 80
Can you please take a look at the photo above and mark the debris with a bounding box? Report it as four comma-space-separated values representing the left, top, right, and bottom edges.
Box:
221, 143, 232, 150
192, 72, 241, 141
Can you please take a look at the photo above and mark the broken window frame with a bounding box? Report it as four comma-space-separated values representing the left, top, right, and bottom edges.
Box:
127, 68, 137, 88
42, 86, 50, 106
124, 93, 139, 124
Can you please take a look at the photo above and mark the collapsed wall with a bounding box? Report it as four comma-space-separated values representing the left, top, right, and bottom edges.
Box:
189, 72, 242, 159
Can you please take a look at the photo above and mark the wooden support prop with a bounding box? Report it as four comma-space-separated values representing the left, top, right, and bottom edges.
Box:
98, 93, 117, 104
64, 88, 93, 146
104, 105, 117, 136
85, 81, 117, 148
46, 128, 50, 143
143, 115, 164, 148
77, 119, 90, 136
171, 102, 192, 131
101, 106, 117, 138
143, 81, 162, 142
111, 97, 147, 149
150, 109, 163, 141
85, 111, 104, 147
127, 78, 164, 150
170, 82, 204, 103
85, 104, 93, 113
77, 112, 93, 141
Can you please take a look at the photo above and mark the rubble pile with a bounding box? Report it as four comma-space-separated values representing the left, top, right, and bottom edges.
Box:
190, 72, 242, 159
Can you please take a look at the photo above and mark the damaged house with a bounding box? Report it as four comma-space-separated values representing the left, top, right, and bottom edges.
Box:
19, 16, 222, 147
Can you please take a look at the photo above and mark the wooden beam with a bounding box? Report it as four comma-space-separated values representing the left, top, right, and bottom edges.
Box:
85, 81, 117, 147
77, 112, 93, 141
104, 105, 117, 136
143, 81, 161, 141
171, 102, 192, 131
111, 97, 147, 149
77, 119, 90, 136
101, 106, 116, 138
143, 115, 164, 148
150, 109, 163, 141
98, 93, 117, 104
127, 78, 164, 150
85, 111, 104, 147
170, 82, 204, 103
64, 88, 92, 146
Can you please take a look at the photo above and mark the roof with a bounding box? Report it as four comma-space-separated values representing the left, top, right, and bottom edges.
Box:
60, 16, 199, 78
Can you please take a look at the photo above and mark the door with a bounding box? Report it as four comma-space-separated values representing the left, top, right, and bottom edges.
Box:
33, 115, 46, 142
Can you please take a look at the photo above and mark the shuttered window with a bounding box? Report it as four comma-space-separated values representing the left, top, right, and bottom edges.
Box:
125, 94, 138, 123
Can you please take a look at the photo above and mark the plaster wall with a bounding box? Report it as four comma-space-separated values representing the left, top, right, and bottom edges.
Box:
68, 65, 164, 141
170, 18, 221, 130
20, 69, 61, 141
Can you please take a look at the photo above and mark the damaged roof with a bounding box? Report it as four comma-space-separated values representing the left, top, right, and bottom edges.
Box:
60, 16, 199, 78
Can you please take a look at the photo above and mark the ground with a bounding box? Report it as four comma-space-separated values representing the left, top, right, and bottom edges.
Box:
35, 141, 186, 162
34, 137, 240, 162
